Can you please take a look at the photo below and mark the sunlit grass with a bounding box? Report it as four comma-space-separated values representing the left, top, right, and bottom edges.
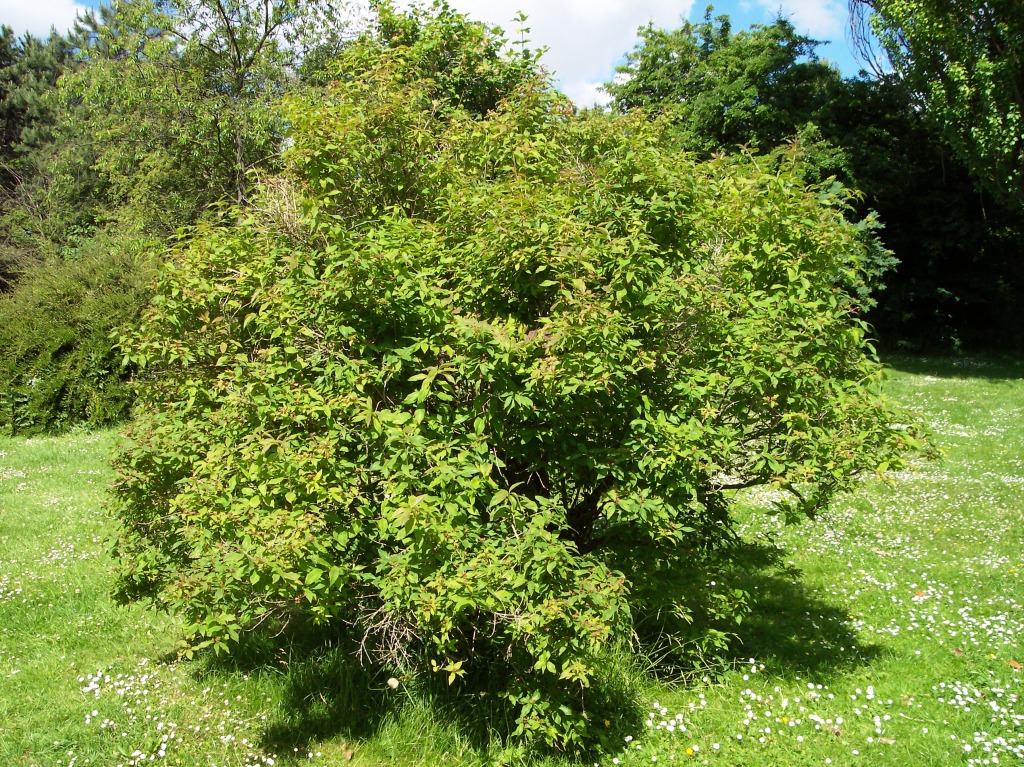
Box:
604, 356, 1024, 767
1, 356, 1021, 766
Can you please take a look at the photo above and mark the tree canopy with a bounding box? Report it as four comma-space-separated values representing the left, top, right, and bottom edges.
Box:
0, 26, 73, 289
851, 0, 1024, 207
606, 5, 1024, 352
604, 10, 842, 156
0, 0, 362, 433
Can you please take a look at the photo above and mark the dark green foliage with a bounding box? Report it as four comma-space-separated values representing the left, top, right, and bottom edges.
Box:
605, 9, 843, 156
0, 28, 69, 157
815, 75, 1024, 351
606, 8, 1024, 352
852, 0, 1024, 208
0, 233, 153, 434
111, 12, 919, 750
0, 27, 74, 291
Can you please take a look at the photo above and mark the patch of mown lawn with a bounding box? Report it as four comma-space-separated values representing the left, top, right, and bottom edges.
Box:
602, 357, 1023, 766
1, 357, 1021, 766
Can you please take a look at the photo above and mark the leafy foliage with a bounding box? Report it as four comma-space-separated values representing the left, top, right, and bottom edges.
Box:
604, 10, 842, 156
601, 10, 898, 309
817, 75, 1024, 350
0, 233, 153, 434
54, 0, 358, 230
112, 13, 919, 749
605, 7, 1024, 352
852, 0, 1024, 208
0, 0, 364, 433
362, 0, 539, 117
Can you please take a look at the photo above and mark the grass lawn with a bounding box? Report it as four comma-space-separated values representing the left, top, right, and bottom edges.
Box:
1, 356, 1022, 766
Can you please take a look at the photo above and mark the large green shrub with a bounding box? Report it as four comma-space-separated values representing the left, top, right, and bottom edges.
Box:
0, 233, 153, 434
111, 35, 919, 749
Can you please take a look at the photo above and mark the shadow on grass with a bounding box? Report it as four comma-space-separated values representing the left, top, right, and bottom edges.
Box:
192, 615, 646, 761
193, 621, 394, 753
883, 353, 1024, 381
727, 558, 882, 678
412, 642, 650, 759
260, 643, 390, 749
626, 539, 881, 684
189, 611, 648, 761
183, 538, 877, 759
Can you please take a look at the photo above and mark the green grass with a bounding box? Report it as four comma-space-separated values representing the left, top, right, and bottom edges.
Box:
1, 356, 1022, 766
603, 355, 1024, 767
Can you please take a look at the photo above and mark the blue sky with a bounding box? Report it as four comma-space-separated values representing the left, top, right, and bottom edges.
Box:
1, 0, 870, 105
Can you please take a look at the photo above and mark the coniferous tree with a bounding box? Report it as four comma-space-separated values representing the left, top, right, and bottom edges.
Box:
0, 27, 74, 291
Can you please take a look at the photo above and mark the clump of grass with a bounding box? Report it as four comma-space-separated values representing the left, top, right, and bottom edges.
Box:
1, 356, 1022, 766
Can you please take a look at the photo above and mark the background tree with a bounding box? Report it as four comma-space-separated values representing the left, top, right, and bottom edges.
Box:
151, 0, 359, 205
57, 0, 358, 231
851, 0, 1024, 208
816, 74, 1024, 349
0, 27, 73, 291
604, 9, 843, 156
0, 0, 362, 433
607, 7, 1024, 352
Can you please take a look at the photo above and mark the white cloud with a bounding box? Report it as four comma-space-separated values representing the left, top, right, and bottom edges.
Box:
755, 0, 845, 39
562, 79, 613, 108
0, 0, 89, 37
401, 0, 696, 106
